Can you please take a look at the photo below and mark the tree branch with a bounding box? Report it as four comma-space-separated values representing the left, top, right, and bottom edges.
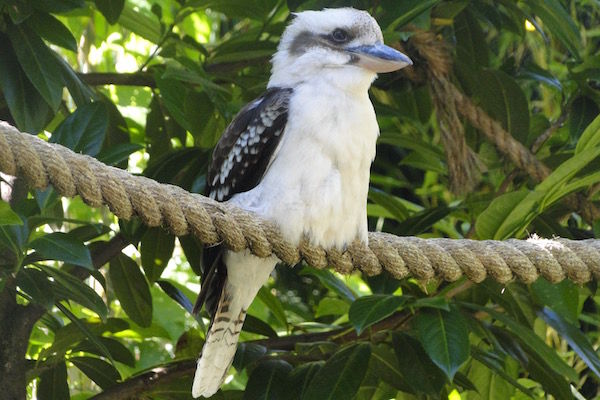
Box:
78, 72, 156, 88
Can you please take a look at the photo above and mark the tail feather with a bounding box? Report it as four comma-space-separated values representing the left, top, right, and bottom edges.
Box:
192, 250, 276, 398
192, 284, 249, 398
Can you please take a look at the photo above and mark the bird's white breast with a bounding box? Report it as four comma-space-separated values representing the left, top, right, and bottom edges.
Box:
230, 78, 378, 249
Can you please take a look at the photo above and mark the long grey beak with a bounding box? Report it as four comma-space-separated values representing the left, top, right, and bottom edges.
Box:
347, 43, 413, 73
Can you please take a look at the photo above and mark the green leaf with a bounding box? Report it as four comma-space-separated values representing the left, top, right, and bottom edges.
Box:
415, 307, 469, 380
475, 189, 533, 240
383, 0, 441, 30
96, 143, 143, 166
475, 69, 530, 144
575, 113, 600, 154
16, 267, 54, 309
524, 0, 581, 58
300, 266, 356, 302
303, 343, 371, 400
531, 278, 579, 323
140, 228, 175, 283
461, 302, 578, 381
0, 35, 53, 133
33, 0, 85, 13
243, 314, 278, 338
51, 102, 109, 156
109, 254, 153, 327
392, 332, 446, 396
466, 357, 516, 400
470, 348, 534, 396
28, 12, 77, 52
370, 344, 412, 392
189, 0, 278, 21
6, 21, 64, 110
38, 361, 69, 400
94, 0, 125, 24
70, 356, 121, 389
368, 189, 409, 222
29, 232, 93, 268
73, 337, 135, 367
315, 297, 349, 318
55, 303, 116, 365
287, 362, 324, 400
348, 294, 406, 335
156, 280, 194, 314
118, 2, 161, 43
242, 359, 292, 400
540, 307, 600, 379
257, 286, 288, 329
0, 200, 23, 225
38, 264, 107, 319
232, 343, 267, 371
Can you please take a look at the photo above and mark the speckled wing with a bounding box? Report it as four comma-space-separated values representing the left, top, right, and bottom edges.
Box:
207, 87, 293, 202
193, 87, 292, 318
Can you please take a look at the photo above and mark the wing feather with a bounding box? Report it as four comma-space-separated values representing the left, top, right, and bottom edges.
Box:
194, 87, 292, 317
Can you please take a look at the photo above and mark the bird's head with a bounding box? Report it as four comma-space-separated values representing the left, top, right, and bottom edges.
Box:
269, 8, 412, 89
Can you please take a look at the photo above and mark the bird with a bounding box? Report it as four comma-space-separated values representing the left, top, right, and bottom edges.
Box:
191, 7, 412, 398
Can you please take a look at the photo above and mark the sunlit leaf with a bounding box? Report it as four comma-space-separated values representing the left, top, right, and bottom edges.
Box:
0, 200, 22, 225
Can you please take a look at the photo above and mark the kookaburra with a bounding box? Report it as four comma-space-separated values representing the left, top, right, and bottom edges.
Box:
191, 8, 412, 397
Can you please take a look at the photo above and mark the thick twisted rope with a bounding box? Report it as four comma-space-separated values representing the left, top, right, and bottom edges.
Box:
1, 121, 600, 285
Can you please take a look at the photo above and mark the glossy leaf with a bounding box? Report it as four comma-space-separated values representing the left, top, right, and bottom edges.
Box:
257, 286, 288, 329
140, 227, 175, 283
0, 35, 53, 133
73, 337, 135, 367
6, 22, 64, 110
109, 254, 153, 327
29, 232, 92, 268
540, 307, 600, 379
300, 266, 356, 302
50, 102, 109, 156
348, 294, 406, 334
392, 332, 446, 396
415, 307, 469, 379
28, 12, 77, 52
16, 267, 54, 309
0, 200, 23, 225
156, 279, 194, 314
70, 356, 121, 389
461, 302, 578, 381
242, 359, 292, 400
303, 343, 371, 400
94, 0, 125, 24
287, 362, 324, 400
38, 264, 107, 319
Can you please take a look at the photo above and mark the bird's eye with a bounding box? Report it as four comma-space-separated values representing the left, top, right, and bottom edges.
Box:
331, 28, 349, 43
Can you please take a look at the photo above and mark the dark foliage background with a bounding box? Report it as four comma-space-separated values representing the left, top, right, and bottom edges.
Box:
1, 0, 600, 399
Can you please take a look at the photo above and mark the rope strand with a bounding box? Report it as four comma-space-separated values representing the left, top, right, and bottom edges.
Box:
1, 121, 599, 285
